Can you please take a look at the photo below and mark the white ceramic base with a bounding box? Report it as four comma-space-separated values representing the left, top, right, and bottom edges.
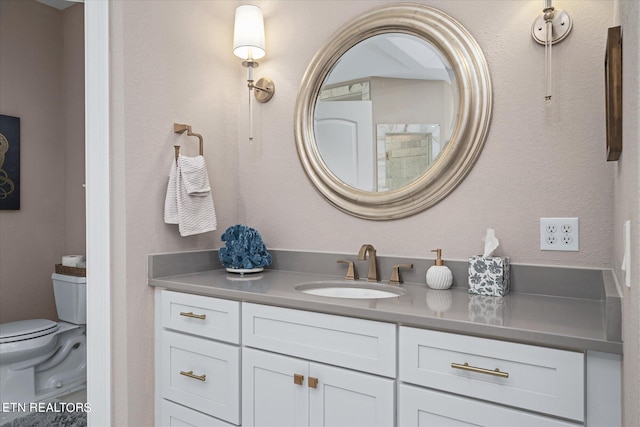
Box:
426, 266, 453, 290
226, 267, 264, 275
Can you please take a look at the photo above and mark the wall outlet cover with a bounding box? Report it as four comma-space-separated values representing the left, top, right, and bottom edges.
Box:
540, 218, 579, 251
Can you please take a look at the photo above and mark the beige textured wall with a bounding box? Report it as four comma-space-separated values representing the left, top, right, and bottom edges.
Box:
109, 1, 240, 424
239, 0, 616, 267
0, 0, 84, 323
614, 1, 640, 426
109, 1, 633, 425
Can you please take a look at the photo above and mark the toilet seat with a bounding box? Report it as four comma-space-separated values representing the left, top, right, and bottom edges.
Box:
0, 319, 59, 344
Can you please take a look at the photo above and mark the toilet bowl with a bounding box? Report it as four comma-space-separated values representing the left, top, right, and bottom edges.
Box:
0, 273, 87, 405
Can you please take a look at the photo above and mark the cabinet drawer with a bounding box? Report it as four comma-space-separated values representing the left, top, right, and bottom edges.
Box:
242, 303, 396, 377
162, 290, 239, 343
398, 384, 580, 427
160, 400, 235, 427
161, 330, 240, 424
399, 327, 584, 421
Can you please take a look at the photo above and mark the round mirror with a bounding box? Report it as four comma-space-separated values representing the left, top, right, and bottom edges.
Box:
316, 33, 457, 193
295, 3, 492, 220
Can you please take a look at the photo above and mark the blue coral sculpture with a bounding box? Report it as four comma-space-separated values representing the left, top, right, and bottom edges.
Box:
219, 224, 272, 269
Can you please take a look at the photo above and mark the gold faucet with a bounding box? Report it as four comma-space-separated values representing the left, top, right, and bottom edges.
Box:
357, 244, 379, 282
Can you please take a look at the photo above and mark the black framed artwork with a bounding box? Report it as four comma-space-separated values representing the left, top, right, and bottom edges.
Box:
0, 114, 20, 210
605, 26, 622, 161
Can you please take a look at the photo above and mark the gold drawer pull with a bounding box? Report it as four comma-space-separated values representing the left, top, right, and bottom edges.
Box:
179, 311, 206, 320
293, 373, 304, 386
179, 370, 207, 381
451, 362, 509, 378
308, 377, 318, 389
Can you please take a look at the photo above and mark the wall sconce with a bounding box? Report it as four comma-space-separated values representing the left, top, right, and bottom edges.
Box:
531, 0, 572, 101
233, 4, 275, 141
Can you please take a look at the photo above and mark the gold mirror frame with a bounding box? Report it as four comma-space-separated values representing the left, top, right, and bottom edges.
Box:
294, 3, 492, 220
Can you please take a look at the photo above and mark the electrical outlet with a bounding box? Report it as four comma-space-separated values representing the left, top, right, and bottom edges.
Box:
540, 218, 579, 251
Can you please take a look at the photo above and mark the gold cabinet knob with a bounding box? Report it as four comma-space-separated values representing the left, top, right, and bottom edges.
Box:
308, 377, 318, 389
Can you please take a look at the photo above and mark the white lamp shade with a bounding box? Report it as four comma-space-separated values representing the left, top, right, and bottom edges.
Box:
233, 5, 266, 60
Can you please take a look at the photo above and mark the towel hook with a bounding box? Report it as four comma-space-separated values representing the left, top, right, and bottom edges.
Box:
173, 123, 204, 161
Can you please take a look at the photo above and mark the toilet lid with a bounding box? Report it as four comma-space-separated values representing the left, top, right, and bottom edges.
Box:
0, 319, 59, 344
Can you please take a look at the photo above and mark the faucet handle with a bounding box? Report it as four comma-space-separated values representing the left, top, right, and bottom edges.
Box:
390, 263, 413, 285
337, 259, 358, 280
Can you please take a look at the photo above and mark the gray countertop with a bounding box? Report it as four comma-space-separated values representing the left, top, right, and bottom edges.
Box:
149, 264, 622, 354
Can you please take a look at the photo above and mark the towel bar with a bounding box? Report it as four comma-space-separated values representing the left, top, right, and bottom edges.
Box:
173, 123, 204, 161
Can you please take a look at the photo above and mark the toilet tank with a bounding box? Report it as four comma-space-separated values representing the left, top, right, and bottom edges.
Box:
51, 273, 87, 324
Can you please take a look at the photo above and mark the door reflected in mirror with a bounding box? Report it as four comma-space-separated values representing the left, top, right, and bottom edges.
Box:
314, 34, 456, 192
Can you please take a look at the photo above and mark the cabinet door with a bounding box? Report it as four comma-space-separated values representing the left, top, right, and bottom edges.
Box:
309, 363, 395, 427
398, 384, 579, 427
242, 348, 309, 427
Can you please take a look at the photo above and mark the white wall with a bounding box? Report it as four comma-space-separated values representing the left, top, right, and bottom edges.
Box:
108, 1, 633, 425
614, 1, 640, 425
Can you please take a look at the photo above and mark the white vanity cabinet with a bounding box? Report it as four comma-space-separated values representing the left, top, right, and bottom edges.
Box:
399, 326, 585, 426
154, 289, 621, 427
241, 303, 396, 427
156, 290, 241, 427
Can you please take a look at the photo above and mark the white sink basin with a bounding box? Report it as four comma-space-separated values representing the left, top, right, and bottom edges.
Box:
295, 281, 405, 299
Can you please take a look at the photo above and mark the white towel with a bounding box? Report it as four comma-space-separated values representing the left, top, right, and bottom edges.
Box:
181, 156, 211, 196
164, 155, 217, 236
164, 161, 179, 224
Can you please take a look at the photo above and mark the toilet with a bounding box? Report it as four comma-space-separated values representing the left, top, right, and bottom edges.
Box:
0, 273, 87, 404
